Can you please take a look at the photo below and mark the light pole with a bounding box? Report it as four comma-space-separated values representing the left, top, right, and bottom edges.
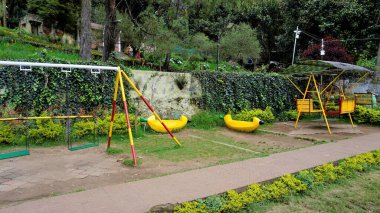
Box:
320, 38, 325, 60
292, 26, 301, 65
216, 34, 220, 72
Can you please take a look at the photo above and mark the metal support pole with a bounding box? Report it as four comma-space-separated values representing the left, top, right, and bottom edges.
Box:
0, 61, 118, 71
107, 71, 120, 148
120, 71, 181, 146
118, 70, 137, 166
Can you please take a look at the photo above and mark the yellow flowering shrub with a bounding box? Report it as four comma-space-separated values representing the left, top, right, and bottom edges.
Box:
280, 174, 307, 193
264, 180, 289, 200
173, 150, 380, 213
174, 201, 208, 213
221, 190, 246, 212
312, 163, 341, 185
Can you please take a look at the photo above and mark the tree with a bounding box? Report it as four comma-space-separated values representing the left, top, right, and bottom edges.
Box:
220, 23, 261, 63
1, 0, 5, 26
302, 36, 354, 63
27, 0, 79, 33
80, 0, 92, 60
190, 33, 216, 60
145, 17, 180, 71
5, 0, 27, 28
102, 0, 117, 62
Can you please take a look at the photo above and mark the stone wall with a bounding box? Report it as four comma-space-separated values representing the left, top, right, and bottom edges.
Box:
129, 70, 202, 119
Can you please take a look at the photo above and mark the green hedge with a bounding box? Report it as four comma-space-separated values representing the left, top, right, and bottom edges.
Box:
173, 150, 380, 213
353, 106, 380, 125
0, 112, 138, 145
0, 58, 132, 116
192, 72, 297, 114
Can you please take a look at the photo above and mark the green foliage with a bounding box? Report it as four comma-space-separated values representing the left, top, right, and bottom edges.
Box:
221, 190, 247, 212
73, 119, 95, 137
264, 180, 289, 201
353, 106, 380, 125
174, 201, 208, 213
190, 33, 216, 60
193, 71, 296, 114
174, 150, 380, 213
188, 111, 224, 129
29, 113, 64, 144
356, 55, 376, 70
0, 122, 15, 145
198, 195, 226, 213
312, 163, 343, 185
97, 113, 137, 135
295, 170, 315, 189
0, 58, 130, 115
27, 0, 79, 33
220, 23, 261, 62
278, 110, 298, 121
279, 174, 307, 193
235, 107, 275, 123
0, 27, 80, 54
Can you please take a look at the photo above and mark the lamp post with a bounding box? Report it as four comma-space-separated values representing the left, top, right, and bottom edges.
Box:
320, 38, 325, 60
216, 34, 220, 72
292, 26, 301, 65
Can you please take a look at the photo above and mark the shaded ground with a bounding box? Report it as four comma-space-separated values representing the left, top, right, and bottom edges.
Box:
0, 121, 378, 208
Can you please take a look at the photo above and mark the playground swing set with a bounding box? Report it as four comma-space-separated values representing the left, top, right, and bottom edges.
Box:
285, 60, 373, 134
0, 61, 181, 165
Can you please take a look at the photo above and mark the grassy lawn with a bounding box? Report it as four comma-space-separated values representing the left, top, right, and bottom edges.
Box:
242, 169, 380, 213
107, 129, 265, 163
0, 42, 79, 61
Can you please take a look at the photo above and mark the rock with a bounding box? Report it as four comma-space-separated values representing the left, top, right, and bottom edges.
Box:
149, 203, 177, 212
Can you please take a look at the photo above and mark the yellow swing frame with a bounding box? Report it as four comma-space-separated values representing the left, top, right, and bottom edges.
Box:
288, 71, 356, 135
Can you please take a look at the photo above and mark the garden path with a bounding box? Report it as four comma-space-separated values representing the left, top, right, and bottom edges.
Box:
1, 131, 379, 213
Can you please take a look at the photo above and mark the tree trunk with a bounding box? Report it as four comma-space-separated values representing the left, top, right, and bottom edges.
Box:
164, 52, 171, 71
80, 0, 92, 60
2, 0, 6, 27
102, 0, 117, 62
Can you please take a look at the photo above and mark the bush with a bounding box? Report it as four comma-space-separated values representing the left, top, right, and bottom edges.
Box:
0, 122, 15, 145
188, 111, 224, 129
278, 109, 298, 121
73, 119, 95, 137
235, 107, 275, 123
198, 195, 226, 213
97, 113, 137, 135
353, 106, 380, 125
173, 201, 207, 213
29, 117, 64, 144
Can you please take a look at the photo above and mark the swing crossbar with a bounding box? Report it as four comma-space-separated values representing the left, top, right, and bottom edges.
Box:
0, 150, 30, 160
0, 61, 118, 71
0, 115, 93, 121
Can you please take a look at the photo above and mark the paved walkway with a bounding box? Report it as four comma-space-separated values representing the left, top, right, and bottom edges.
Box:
1, 132, 379, 213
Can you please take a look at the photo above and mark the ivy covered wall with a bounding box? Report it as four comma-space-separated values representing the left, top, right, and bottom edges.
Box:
0, 59, 298, 117
192, 72, 298, 114
0, 59, 131, 116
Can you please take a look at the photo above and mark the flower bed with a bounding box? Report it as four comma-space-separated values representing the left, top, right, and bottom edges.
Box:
173, 150, 380, 213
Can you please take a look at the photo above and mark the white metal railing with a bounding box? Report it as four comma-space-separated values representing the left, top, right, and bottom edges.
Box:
0, 61, 119, 72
